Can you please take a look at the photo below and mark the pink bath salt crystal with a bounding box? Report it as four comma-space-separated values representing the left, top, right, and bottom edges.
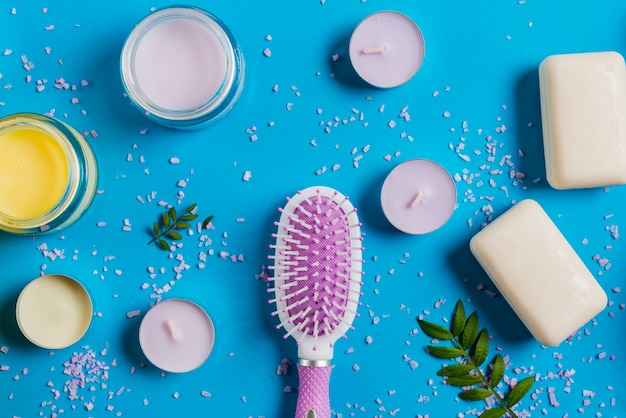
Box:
169, 157, 180, 164
84, 402, 94, 411
201, 391, 212, 398
263, 48, 272, 57
0, 365, 9, 371
0, 346, 8, 354
44, 24, 55, 30
126, 310, 141, 318
332, 53, 339, 61
242, 171, 252, 181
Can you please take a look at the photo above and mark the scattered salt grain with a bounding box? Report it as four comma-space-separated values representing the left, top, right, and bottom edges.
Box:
126, 310, 141, 318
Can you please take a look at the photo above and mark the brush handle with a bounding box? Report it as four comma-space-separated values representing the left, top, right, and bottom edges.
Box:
295, 364, 332, 418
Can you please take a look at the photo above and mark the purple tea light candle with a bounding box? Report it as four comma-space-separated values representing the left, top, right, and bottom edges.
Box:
349, 11, 425, 88
380, 159, 456, 234
139, 299, 215, 373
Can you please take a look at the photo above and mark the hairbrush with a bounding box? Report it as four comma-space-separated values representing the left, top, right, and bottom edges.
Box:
268, 186, 363, 418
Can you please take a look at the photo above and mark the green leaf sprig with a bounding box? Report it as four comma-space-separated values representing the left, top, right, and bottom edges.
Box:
417, 300, 535, 418
148, 203, 213, 250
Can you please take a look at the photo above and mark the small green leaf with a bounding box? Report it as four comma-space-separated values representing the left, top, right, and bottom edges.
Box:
459, 388, 492, 401
446, 374, 484, 387
157, 239, 169, 250
479, 408, 506, 418
461, 312, 479, 350
506, 376, 534, 408
202, 215, 214, 229
426, 345, 465, 359
169, 207, 177, 222
451, 300, 467, 336
167, 230, 183, 240
418, 319, 454, 340
472, 328, 489, 367
152, 222, 160, 236
163, 212, 170, 229
175, 222, 192, 230
183, 203, 197, 214
490, 354, 505, 388
437, 364, 474, 377
180, 213, 199, 221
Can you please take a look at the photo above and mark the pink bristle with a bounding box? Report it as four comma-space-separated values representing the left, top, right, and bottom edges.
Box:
270, 187, 362, 347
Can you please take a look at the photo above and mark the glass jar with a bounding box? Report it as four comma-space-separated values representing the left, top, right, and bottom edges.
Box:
120, 6, 245, 129
0, 113, 98, 234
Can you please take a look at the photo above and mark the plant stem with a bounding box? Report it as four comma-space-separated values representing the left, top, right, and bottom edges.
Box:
147, 223, 179, 245
451, 336, 518, 417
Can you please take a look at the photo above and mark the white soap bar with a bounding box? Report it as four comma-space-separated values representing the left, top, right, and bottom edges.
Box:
539, 51, 626, 189
470, 199, 607, 346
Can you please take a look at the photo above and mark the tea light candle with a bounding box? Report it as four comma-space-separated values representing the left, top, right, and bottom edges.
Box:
349, 11, 425, 88
380, 159, 456, 234
139, 299, 215, 373
121, 6, 245, 128
470, 200, 607, 346
16, 274, 93, 349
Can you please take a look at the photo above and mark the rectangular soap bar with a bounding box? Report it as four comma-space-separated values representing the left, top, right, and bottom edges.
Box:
469, 199, 607, 346
539, 51, 626, 189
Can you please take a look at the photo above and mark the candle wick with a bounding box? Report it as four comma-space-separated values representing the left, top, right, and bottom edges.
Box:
362, 45, 386, 55
167, 319, 181, 341
410, 191, 425, 207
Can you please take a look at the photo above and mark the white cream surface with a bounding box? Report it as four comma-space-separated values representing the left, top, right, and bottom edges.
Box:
470, 199, 607, 347
539, 51, 626, 189
134, 17, 227, 111
16, 275, 92, 349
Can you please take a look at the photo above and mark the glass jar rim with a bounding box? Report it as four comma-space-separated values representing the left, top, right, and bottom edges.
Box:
120, 6, 238, 122
0, 113, 80, 230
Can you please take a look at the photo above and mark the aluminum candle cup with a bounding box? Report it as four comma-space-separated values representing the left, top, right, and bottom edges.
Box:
0, 113, 98, 234
139, 299, 216, 373
349, 11, 425, 88
121, 6, 245, 129
16, 274, 93, 349
380, 159, 456, 234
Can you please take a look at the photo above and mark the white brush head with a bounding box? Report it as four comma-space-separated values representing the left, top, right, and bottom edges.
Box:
269, 186, 363, 362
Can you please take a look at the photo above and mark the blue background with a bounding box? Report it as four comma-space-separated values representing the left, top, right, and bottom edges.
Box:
2, 1, 626, 417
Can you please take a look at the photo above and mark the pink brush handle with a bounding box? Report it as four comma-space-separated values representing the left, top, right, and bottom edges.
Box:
296, 364, 333, 418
